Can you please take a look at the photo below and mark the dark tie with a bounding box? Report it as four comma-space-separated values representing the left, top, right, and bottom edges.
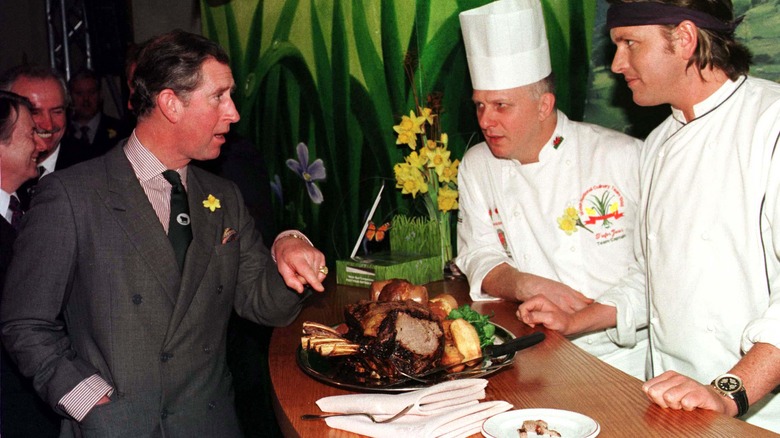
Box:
17, 166, 44, 211
162, 170, 192, 271
9, 195, 23, 231
80, 126, 91, 146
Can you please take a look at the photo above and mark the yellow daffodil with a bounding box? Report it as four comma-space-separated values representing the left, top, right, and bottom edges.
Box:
439, 159, 459, 184
440, 133, 448, 146
558, 215, 577, 235
395, 129, 417, 150
427, 147, 451, 177
405, 151, 428, 169
558, 206, 593, 235
203, 194, 221, 212
438, 186, 459, 212
394, 163, 428, 198
409, 110, 426, 133
420, 107, 435, 125
426, 139, 437, 150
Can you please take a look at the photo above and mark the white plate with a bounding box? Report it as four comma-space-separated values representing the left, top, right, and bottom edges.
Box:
482, 408, 600, 438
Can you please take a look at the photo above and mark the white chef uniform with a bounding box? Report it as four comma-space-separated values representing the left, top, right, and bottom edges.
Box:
456, 110, 648, 379
599, 76, 780, 432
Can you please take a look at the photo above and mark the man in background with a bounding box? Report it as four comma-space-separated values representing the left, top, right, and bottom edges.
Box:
1, 30, 327, 437
0, 65, 69, 208
521, 0, 780, 432
0, 90, 59, 437
61, 69, 130, 167
456, 0, 647, 379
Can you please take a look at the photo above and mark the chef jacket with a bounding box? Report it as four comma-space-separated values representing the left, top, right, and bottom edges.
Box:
598, 77, 780, 432
456, 111, 647, 379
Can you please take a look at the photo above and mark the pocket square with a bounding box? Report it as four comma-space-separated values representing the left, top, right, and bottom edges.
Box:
222, 228, 238, 244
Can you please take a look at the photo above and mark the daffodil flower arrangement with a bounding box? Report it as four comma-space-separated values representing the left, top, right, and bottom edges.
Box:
392, 89, 460, 266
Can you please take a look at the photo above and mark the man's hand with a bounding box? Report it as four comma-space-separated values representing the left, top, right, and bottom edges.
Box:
642, 371, 737, 416
517, 295, 576, 334
273, 235, 327, 293
481, 265, 593, 311
520, 275, 594, 312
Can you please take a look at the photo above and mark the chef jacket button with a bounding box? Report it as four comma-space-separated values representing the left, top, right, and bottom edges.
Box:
586, 338, 593, 344
514, 211, 520, 217
160, 352, 173, 362
658, 149, 665, 158
132, 294, 143, 305
701, 232, 711, 240
650, 317, 659, 325
570, 246, 576, 252
216, 285, 223, 294
161, 409, 170, 419
565, 160, 572, 166
203, 345, 211, 354
707, 324, 716, 332
647, 232, 656, 241
208, 401, 216, 410
523, 254, 529, 261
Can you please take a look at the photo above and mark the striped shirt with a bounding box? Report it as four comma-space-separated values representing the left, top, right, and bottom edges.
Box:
57, 131, 187, 422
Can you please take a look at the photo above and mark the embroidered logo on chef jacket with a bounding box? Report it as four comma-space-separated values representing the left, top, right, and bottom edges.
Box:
489, 208, 512, 258
557, 185, 627, 245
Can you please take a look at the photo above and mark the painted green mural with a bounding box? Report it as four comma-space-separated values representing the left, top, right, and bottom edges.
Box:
201, 0, 597, 261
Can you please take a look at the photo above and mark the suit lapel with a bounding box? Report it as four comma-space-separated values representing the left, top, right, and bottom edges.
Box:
166, 168, 221, 334
103, 146, 181, 304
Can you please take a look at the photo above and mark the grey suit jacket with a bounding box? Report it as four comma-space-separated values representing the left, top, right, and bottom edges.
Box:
0, 144, 305, 437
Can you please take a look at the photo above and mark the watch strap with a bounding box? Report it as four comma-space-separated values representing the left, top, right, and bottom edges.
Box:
711, 376, 749, 417
732, 388, 749, 417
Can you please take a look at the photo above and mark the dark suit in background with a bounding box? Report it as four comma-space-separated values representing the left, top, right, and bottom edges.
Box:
1, 219, 61, 438
58, 113, 131, 170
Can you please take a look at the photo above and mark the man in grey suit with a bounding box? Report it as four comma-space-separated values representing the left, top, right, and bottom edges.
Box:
0, 30, 327, 437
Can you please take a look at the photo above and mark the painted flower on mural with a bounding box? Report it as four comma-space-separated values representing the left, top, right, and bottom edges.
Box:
271, 142, 327, 231
287, 142, 326, 204
557, 206, 592, 235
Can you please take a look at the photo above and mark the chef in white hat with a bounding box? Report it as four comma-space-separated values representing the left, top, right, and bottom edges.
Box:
455, 0, 649, 379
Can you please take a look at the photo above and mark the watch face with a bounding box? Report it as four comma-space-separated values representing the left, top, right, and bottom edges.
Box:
716, 376, 740, 392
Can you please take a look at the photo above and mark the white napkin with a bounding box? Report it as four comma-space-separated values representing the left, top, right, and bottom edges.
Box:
324, 400, 513, 438
315, 379, 512, 438
316, 379, 488, 417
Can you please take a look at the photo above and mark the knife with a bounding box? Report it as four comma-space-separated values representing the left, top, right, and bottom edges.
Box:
481, 330, 545, 359
396, 331, 546, 381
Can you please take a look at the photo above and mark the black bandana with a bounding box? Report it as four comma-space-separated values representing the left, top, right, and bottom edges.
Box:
606, 3, 742, 33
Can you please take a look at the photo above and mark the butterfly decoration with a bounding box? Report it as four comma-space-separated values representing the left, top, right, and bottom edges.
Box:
366, 221, 391, 242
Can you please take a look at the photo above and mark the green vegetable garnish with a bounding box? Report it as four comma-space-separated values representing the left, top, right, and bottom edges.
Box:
448, 304, 496, 348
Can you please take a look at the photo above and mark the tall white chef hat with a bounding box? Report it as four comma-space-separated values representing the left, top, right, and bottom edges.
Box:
459, 0, 551, 90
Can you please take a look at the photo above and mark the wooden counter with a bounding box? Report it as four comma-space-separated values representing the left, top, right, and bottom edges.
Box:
269, 278, 773, 437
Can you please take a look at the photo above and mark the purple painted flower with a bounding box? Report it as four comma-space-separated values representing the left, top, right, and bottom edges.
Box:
286, 142, 326, 204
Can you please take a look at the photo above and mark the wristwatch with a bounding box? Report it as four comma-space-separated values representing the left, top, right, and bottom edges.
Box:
711, 373, 749, 417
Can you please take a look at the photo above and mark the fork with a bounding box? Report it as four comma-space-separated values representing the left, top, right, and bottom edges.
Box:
301, 403, 415, 423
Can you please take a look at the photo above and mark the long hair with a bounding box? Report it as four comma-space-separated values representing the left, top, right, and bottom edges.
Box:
130, 29, 230, 118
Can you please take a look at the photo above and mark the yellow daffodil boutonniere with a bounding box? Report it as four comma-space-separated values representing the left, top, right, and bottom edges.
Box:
203, 195, 221, 212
